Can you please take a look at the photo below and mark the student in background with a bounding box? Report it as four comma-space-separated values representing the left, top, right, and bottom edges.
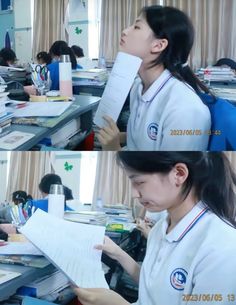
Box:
74, 152, 236, 305
71, 45, 84, 69
97, 6, 211, 151
36, 51, 52, 65
48, 40, 77, 90
12, 190, 33, 219
0, 48, 17, 66
32, 173, 74, 213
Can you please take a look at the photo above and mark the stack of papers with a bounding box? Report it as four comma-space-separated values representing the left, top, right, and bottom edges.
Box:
198, 67, 235, 82
8, 102, 72, 118
73, 68, 108, 86
64, 211, 108, 225
17, 270, 69, 298
20, 209, 108, 288
0, 242, 43, 256
212, 87, 236, 102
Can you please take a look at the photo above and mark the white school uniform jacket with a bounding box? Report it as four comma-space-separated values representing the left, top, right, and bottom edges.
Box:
133, 202, 236, 305
127, 70, 211, 151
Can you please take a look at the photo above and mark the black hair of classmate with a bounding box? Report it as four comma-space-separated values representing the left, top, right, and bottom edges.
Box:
49, 40, 77, 69
71, 45, 84, 58
0, 47, 16, 66
117, 152, 236, 228
0, 228, 8, 241
141, 6, 211, 96
12, 190, 33, 208
39, 173, 74, 201
36, 51, 52, 65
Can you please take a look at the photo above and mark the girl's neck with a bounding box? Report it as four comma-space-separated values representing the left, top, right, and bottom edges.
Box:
167, 192, 199, 233
139, 63, 165, 94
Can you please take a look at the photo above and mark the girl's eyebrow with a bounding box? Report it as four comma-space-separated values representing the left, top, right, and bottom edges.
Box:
129, 174, 140, 179
135, 19, 142, 23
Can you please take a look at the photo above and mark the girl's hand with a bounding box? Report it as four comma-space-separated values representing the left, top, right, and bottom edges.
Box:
97, 116, 121, 151
95, 236, 123, 260
73, 287, 130, 305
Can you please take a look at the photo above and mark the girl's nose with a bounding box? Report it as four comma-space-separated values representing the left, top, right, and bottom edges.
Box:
132, 187, 141, 199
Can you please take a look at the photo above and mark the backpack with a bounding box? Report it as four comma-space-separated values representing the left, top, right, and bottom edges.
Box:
200, 93, 236, 151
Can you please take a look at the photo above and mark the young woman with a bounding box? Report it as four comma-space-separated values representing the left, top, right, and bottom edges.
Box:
47, 40, 77, 90
97, 6, 211, 151
74, 152, 236, 305
36, 51, 52, 65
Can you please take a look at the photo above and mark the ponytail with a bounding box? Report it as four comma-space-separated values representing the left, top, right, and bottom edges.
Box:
142, 6, 214, 97
196, 153, 236, 227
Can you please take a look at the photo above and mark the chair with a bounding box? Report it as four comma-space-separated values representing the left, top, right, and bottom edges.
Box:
200, 93, 236, 151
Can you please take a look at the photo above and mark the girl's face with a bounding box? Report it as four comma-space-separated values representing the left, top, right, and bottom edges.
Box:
120, 14, 168, 62
127, 166, 187, 212
120, 15, 155, 59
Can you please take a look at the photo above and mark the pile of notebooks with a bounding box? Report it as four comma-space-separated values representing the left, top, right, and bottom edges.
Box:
197, 67, 235, 82
64, 210, 108, 225
72, 68, 108, 86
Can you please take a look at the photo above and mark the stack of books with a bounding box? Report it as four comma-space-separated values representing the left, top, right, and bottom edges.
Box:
0, 66, 27, 82
16, 270, 69, 298
0, 101, 13, 132
64, 210, 108, 225
197, 67, 235, 82
72, 68, 108, 86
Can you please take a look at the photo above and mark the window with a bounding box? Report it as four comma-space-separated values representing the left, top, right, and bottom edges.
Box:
88, 0, 102, 59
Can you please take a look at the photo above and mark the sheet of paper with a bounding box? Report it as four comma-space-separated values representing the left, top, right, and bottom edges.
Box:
0, 242, 42, 255
20, 209, 108, 288
94, 52, 142, 128
11, 102, 72, 117
0, 269, 21, 284
0, 131, 35, 150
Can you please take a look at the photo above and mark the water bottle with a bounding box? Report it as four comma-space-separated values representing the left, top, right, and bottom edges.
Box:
59, 55, 73, 98
99, 56, 106, 69
48, 184, 65, 218
96, 197, 103, 211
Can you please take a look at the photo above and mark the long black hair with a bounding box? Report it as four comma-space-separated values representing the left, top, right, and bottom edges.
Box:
117, 152, 236, 228
141, 6, 210, 95
49, 40, 77, 69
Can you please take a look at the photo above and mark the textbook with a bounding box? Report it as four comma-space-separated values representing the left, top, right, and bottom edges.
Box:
20, 209, 108, 289
0, 269, 21, 284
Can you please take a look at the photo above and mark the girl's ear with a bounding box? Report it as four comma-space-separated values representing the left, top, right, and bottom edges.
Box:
172, 163, 189, 187
151, 38, 168, 54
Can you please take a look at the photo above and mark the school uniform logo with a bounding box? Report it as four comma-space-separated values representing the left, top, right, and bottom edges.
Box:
147, 123, 159, 141
170, 268, 188, 290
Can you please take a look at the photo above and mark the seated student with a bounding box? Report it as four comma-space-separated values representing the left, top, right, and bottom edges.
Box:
74, 151, 236, 305
32, 173, 74, 212
97, 5, 211, 151
36, 51, 52, 65
71, 45, 84, 69
47, 40, 77, 90
12, 190, 33, 219
0, 47, 17, 67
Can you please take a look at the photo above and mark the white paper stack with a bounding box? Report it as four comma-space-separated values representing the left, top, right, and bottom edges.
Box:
198, 67, 235, 82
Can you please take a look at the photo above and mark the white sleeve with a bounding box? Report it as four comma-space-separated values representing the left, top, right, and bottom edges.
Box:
159, 106, 211, 151
185, 247, 236, 305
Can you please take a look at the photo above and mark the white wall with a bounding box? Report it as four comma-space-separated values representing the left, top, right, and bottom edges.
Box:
52, 151, 97, 204
68, 0, 89, 56
14, 0, 33, 63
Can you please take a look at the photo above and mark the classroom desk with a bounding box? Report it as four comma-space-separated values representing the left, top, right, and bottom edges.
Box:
0, 263, 56, 302
0, 95, 100, 151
